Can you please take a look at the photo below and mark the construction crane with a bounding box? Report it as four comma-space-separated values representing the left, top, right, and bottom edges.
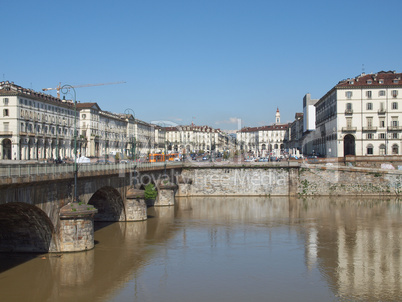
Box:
42, 81, 126, 98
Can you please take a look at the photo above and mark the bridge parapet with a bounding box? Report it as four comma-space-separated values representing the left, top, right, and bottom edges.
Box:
0, 162, 183, 185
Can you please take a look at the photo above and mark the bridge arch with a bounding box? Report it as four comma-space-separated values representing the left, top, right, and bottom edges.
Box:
0, 202, 55, 252
88, 186, 126, 221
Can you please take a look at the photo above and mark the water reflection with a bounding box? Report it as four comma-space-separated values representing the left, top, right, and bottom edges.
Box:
0, 196, 401, 301
0, 208, 176, 302
175, 196, 402, 301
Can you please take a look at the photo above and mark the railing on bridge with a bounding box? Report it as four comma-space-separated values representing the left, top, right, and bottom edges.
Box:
0, 161, 183, 178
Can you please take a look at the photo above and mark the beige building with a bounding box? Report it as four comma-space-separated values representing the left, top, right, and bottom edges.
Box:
0, 81, 162, 161
0, 81, 78, 160
165, 124, 231, 154
77, 103, 159, 158
237, 109, 289, 157
314, 70, 402, 157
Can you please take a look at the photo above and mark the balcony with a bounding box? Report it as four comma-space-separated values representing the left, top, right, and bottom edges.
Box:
378, 109, 386, 115
341, 127, 357, 132
0, 131, 12, 136
387, 126, 402, 131
344, 109, 353, 115
362, 126, 377, 131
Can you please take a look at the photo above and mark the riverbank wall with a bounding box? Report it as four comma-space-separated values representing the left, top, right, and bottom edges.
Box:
177, 164, 402, 197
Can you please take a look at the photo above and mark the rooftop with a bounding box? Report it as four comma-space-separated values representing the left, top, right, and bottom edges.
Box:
337, 70, 402, 88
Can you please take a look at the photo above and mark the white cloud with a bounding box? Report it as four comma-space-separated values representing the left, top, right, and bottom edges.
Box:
215, 117, 239, 125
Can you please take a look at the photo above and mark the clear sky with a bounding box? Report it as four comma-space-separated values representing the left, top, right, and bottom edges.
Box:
2, 0, 402, 130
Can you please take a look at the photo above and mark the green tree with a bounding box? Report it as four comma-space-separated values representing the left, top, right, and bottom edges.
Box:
144, 183, 157, 200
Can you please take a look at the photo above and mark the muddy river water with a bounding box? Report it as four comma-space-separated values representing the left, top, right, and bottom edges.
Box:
1, 196, 402, 301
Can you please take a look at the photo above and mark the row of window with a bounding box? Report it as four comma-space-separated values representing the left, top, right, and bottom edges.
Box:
366, 133, 399, 139
346, 102, 399, 110
345, 90, 399, 99
19, 98, 75, 116
312, 132, 400, 145
367, 144, 399, 155
349, 79, 400, 85
346, 116, 399, 128
20, 122, 72, 136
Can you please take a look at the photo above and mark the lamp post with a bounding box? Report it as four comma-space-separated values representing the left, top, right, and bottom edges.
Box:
210, 132, 214, 162
55, 125, 58, 161
124, 109, 136, 161
61, 85, 78, 203
164, 139, 167, 175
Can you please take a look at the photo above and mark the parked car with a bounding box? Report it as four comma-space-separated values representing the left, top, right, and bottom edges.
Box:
96, 159, 111, 164
55, 158, 65, 164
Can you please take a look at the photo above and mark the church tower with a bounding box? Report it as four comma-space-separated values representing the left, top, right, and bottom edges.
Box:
275, 108, 280, 124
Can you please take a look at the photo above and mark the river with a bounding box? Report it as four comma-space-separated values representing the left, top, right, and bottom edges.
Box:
1, 196, 402, 301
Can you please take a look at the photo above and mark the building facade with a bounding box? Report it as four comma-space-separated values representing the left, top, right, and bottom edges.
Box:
0, 82, 162, 161
0, 81, 78, 160
237, 109, 289, 157
314, 71, 402, 157
165, 124, 232, 155
285, 112, 304, 156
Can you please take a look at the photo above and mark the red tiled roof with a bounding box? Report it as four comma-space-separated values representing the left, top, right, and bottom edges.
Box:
336, 70, 402, 88
238, 123, 290, 132
76, 102, 99, 109
165, 125, 220, 132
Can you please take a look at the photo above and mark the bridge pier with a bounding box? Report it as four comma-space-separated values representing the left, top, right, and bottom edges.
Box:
176, 175, 193, 197
59, 203, 98, 252
125, 188, 147, 221
155, 181, 177, 206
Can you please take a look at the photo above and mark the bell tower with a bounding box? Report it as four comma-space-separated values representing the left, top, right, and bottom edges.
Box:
275, 108, 280, 124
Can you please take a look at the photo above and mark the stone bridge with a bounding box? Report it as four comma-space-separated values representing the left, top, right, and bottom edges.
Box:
0, 162, 182, 253
1, 160, 402, 253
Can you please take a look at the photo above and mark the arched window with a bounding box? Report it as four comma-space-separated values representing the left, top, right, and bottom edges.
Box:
392, 144, 399, 155
379, 144, 386, 155
366, 144, 373, 155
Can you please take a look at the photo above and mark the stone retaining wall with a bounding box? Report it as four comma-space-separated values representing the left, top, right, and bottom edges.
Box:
298, 165, 402, 196
179, 165, 402, 197
179, 167, 292, 196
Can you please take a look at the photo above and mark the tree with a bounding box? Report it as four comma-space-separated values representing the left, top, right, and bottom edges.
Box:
144, 183, 157, 200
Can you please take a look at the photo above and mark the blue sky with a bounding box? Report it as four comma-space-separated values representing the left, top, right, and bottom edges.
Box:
2, 0, 402, 130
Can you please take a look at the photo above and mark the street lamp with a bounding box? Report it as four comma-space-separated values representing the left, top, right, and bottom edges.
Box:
61, 85, 78, 203
124, 109, 136, 161
210, 132, 215, 162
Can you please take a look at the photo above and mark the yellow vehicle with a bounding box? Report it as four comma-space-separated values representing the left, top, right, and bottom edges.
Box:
149, 153, 165, 162
167, 153, 180, 161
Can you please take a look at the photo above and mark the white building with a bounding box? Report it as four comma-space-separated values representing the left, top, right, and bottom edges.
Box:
237, 109, 289, 157
77, 103, 131, 158
0, 81, 77, 160
0, 81, 162, 161
303, 93, 318, 132
314, 70, 402, 157
165, 124, 231, 155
